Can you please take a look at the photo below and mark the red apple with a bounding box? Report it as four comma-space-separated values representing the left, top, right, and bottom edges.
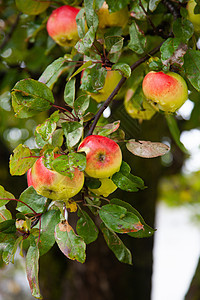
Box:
78, 135, 122, 178
46, 5, 80, 47
27, 155, 84, 200
142, 71, 188, 112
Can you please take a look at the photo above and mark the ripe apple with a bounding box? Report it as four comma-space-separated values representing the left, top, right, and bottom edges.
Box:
27, 155, 84, 200
78, 135, 122, 178
124, 88, 156, 120
16, 0, 49, 15
142, 71, 188, 113
98, 2, 129, 29
187, 0, 200, 32
88, 70, 122, 103
46, 5, 80, 47
89, 178, 117, 197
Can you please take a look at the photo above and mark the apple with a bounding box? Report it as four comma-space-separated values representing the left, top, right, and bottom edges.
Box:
142, 71, 188, 113
16, 0, 49, 15
98, 2, 129, 29
87, 70, 122, 103
27, 155, 84, 200
46, 5, 80, 47
78, 135, 122, 178
124, 88, 156, 120
187, 0, 200, 32
89, 178, 117, 197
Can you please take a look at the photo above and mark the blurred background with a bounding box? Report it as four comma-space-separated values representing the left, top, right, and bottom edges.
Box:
1, 1, 200, 299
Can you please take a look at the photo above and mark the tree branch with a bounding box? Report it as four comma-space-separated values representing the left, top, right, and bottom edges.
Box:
86, 43, 163, 136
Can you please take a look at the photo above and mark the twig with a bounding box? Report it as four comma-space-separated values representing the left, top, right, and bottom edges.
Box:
86, 43, 163, 136
0, 13, 21, 51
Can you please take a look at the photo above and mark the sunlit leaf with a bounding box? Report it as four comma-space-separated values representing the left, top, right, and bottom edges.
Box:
0, 186, 15, 207
62, 121, 83, 148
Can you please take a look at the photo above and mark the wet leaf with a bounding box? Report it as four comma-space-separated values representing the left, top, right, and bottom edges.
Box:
64, 78, 76, 107
26, 239, 42, 299
74, 95, 90, 117
76, 209, 99, 244
126, 139, 170, 158
99, 204, 144, 234
55, 220, 86, 263
184, 49, 200, 92
9, 144, 38, 176
0, 206, 12, 222
75, 26, 96, 54
112, 161, 145, 192
0, 220, 16, 234
0, 186, 15, 207
112, 63, 131, 78
128, 21, 146, 54
160, 38, 187, 68
100, 223, 132, 264
93, 120, 120, 136
62, 122, 83, 148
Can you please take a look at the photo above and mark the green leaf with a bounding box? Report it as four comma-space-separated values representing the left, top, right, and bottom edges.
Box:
9, 144, 38, 176
0, 206, 12, 222
126, 139, 170, 158
0, 186, 15, 207
173, 19, 194, 43
38, 210, 61, 256
85, 177, 101, 189
160, 37, 186, 67
112, 161, 145, 192
52, 129, 64, 148
84, 0, 99, 28
112, 63, 131, 78
3, 236, 23, 264
52, 153, 86, 178
76, 209, 99, 244
110, 199, 155, 238
74, 95, 90, 117
16, 0, 49, 15
11, 79, 54, 118
62, 121, 83, 148
165, 114, 188, 154
106, 0, 129, 12
35, 111, 59, 146
105, 36, 124, 54
76, 8, 87, 38
38, 57, 67, 89
0, 233, 17, 264
26, 239, 42, 299
99, 204, 144, 233
80, 65, 107, 93
55, 220, 86, 263
184, 49, 200, 92
0, 220, 16, 234
128, 21, 146, 54
149, 0, 161, 12
69, 61, 93, 80
75, 26, 96, 54
17, 186, 48, 214
131, 0, 148, 20
64, 78, 76, 107
100, 222, 132, 264
93, 120, 120, 136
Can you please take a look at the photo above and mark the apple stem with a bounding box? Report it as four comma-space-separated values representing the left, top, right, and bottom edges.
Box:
86, 43, 163, 137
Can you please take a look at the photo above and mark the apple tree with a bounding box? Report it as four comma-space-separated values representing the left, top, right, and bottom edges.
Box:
0, 0, 200, 299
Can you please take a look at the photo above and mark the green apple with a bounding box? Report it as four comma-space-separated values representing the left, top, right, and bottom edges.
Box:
78, 135, 122, 178
88, 70, 122, 103
16, 0, 49, 15
89, 178, 117, 197
142, 71, 188, 113
46, 5, 80, 47
187, 0, 200, 32
124, 88, 156, 120
98, 2, 129, 29
27, 155, 84, 200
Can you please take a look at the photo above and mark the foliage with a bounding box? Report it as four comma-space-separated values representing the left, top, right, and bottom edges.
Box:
0, 0, 200, 298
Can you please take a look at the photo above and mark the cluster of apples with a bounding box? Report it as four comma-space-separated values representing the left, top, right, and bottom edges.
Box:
27, 135, 122, 202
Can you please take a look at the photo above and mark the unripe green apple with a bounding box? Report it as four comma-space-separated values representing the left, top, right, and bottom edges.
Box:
16, 0, 49, 15
98, 2, 129, 29
142, 71, 188, 113
27, 155, 84, 200
78, 135, 122, 178
124, 88, 156, 120
187, 0, 200, 32
88, 70, 122, 103
89, 178, 117, 197
46, 5, 80, 47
